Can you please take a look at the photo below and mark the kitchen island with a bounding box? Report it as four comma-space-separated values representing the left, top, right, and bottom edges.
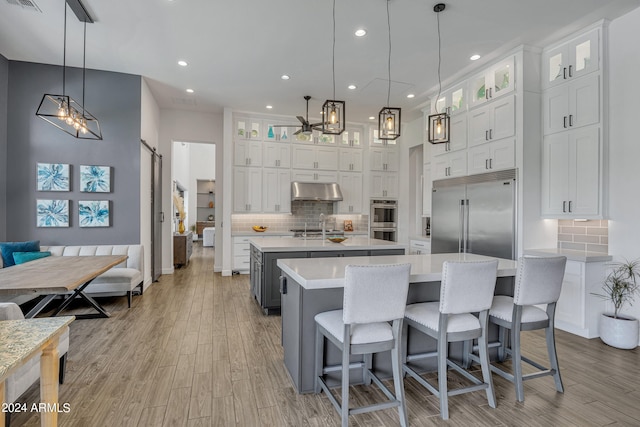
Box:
249, 236, 406, 314
277, 253, 518, 394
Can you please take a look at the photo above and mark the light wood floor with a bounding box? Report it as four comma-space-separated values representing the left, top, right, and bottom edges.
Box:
12, 244, 640, 426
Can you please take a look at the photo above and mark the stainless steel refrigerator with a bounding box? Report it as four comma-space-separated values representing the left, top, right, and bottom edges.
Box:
431, 169, 517, 260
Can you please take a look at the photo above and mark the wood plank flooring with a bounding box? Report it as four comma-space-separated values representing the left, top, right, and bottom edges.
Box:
11, 244, 640, 426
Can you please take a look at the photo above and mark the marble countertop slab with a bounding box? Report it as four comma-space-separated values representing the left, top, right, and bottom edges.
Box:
250, 236, 406, 252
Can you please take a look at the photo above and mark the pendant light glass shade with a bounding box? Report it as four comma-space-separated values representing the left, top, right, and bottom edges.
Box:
378, 106, 401, 140
36, 94, 102, 140
428, 111, 449, 144
321, 99, 345, 135
36, 1, 102, 140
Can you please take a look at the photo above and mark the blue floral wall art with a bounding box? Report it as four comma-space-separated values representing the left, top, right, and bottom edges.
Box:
37, 163, 70, 191
80, 165, 111, 192
78, 200, 110, 227
36, 199, 70, 227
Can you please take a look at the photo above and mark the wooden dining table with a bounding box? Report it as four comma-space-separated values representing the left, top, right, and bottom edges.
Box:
0, 255, 127, 319
0, 316, 74, 427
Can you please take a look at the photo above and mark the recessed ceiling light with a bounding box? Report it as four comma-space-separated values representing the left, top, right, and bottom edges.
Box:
406, 94, 415, 98
369, 116, 375, 120
281, 74, 290, 80
266, 105, 273, 109
348, 84, 357, 90
355, 28, 367, 37
470, 54, 481, 61
186, 89, 194, 93
177, 60, 188, 67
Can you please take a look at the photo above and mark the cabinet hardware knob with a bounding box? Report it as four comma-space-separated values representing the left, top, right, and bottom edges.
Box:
569, 65, 573, 78
563, 116, 567, 128
568, 201, 572, 212
563, 67, 567, 79
486, 130, 489, 141
563, 201, 566, 213
569, 115, 573, 127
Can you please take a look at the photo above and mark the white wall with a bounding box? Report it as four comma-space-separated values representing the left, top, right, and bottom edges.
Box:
140, 78, 160, 288
608, 8, 640, 321
159, 109, 223, 274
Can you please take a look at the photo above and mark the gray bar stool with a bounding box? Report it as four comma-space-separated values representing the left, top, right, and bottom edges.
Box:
402, 259, 498, 420
314, 263, 411, 427
483, 255, 567, 402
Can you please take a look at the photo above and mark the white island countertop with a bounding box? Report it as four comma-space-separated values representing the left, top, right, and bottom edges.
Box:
277, 253, 517, 290
249, 236, 406, 252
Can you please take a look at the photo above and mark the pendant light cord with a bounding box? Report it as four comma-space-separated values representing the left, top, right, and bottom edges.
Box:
332, 0, 336, 100
386, 0, 391, 109
82, 21, 86, 113
435, 7, 442, 114
62, 1, 66, 96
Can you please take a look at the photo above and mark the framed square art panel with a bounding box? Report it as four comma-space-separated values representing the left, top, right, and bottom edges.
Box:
80, 165, 111, 192
37, 163, 70, 191
78, 200, 110, 227
36, 199, 70, 227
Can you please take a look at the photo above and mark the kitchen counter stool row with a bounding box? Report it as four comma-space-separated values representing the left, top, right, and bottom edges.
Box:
311, 255, 567, 424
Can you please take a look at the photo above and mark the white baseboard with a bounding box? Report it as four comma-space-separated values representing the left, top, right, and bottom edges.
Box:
162, 267, 175, 275
222, 269, 232, 276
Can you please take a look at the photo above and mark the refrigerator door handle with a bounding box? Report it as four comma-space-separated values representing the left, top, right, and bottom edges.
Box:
464, 199, 470, 253
458, 199, 465, 253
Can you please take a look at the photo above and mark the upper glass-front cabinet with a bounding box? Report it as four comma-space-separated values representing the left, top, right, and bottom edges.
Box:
340, 128, 362, 148
469, 56, 514, 108
431, 84, 466, 115
543, 28, 599, 89
235, 117, 262, 140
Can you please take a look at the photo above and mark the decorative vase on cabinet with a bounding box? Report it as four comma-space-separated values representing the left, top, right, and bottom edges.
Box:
178, 220, 185, 234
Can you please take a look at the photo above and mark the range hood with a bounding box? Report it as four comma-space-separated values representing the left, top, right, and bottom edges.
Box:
291, 182, 343, 202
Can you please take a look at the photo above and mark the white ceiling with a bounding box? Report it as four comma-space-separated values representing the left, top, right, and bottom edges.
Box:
1, 0, 639, 124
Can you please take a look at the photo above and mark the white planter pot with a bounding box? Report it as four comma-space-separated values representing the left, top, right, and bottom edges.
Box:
599, 313, 639, 349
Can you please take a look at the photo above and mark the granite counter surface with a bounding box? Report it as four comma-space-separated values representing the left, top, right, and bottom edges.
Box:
524, 248, 612, 263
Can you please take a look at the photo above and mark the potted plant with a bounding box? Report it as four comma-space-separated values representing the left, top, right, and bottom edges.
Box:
592, 259, 640, 349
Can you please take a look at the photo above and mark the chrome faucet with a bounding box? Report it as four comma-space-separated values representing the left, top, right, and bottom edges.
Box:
319, 213, 326, 240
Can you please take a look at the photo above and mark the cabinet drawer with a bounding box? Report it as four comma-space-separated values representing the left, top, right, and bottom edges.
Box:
234, 255, 251, 269
410, 240, 430, 248
234, 243, 251, 257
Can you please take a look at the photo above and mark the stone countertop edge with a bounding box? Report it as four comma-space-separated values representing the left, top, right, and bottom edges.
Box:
249, 236, 407, 252
277, 253, 518, 290
524, 248, 612, 263
232, 231, 369, 237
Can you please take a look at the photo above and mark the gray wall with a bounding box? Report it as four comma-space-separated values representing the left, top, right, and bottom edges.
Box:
6, 61, 141, 245
0, 54, 8, 241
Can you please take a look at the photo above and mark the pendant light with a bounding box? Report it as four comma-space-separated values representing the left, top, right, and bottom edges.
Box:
36, 0, 102, 140
428, 3, 449, 144
378, 0, 401, 141
321, 0, 345, 135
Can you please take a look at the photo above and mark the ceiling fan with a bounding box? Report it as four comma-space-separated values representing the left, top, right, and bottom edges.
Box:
273, 95, 322, 135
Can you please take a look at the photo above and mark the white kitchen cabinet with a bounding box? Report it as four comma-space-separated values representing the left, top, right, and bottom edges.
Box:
370, 172, 399, 199
292, 145, 338, 170
422, 163, 432, 216
468, 95, 515, 147
370, 128, 398, 146
293, 129, 336, 145
233, 167, 262, 213
432, 150, 467, 181
339, 128, 363, 148
541, 125, 601, 218
543, 28, 599, 89
339, 148, 363, 172
233, 140, 263, 167
543, 73, 599, 135
264, 121, 296, 142
263, 142, 291, 168
469, 56, 515, 107
409, 239, 431, 255
233, 236, 252, 272
432, 113, 467, 156
432, 83, 466, 116
545, 257, 606, 339
467, 139, 515, 175
234, 117, 262, 140
291, 169, 338, 183
370, 147, 399, 171
263, 169, 291, 213
338, 172, 363, 214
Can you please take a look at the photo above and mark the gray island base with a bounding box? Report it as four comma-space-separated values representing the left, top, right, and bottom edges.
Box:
249, 237, 406, 314
277, 253, 518, 394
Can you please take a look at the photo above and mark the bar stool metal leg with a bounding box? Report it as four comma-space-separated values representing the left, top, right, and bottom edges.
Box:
315, 327, 323, 394
546, 304, 564, 393
511, 306, 524, 402
478, 311, 497, 408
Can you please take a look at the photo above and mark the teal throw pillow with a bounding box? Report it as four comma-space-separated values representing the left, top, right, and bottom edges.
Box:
12, 251, 51, 265
0, 240, 40, 267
